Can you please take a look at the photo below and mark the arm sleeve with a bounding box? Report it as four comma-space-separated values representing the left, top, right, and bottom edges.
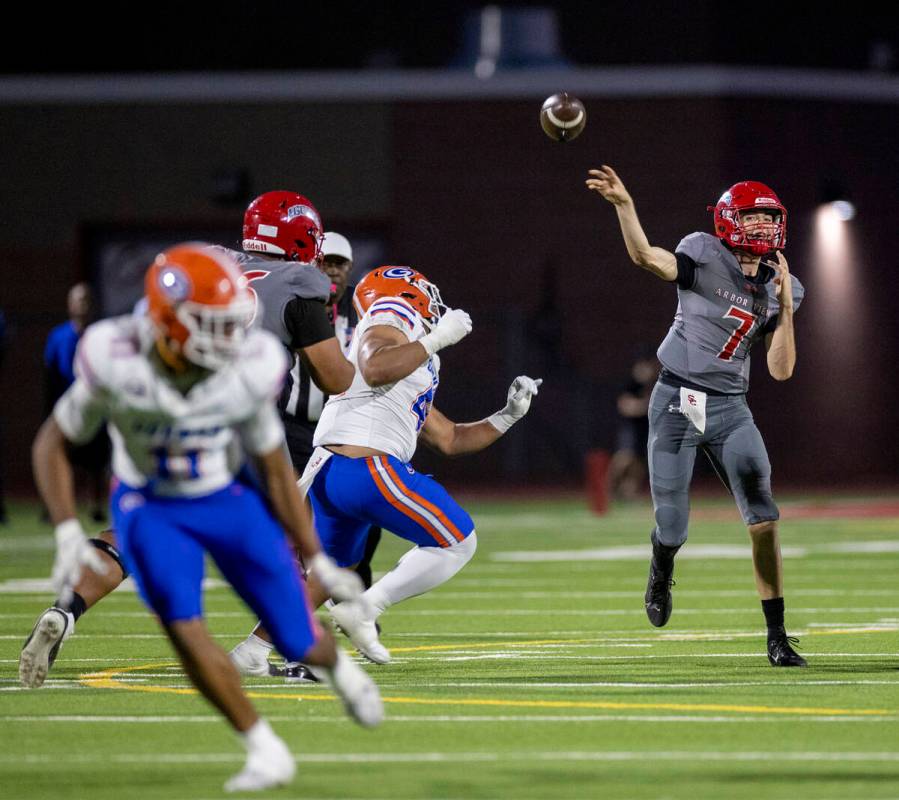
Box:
674, 252, 698, 290
283, 297, 334, 350
673, 233, 706, 290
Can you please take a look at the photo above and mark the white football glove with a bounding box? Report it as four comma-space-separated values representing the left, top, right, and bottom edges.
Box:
308, 552, 366, 604
419, 308, 472, 356
487, 376, 543, 433
51, 519, 109, 606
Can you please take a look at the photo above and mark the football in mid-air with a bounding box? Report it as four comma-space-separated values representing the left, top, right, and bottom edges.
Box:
539, 93, 586, 142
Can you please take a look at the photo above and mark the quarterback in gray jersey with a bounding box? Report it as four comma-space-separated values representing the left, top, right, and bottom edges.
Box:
587, 165, 806, 667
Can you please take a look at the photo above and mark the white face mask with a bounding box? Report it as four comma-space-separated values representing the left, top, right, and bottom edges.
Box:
176, 294, 255, 370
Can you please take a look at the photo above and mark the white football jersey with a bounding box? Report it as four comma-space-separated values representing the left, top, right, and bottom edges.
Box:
313, 296, 440, 463
54, 315, 288, 497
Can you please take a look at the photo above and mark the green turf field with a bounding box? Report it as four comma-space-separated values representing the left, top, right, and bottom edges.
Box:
2, 494, 898, 799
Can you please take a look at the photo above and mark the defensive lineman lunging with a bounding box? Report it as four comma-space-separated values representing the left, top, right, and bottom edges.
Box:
233, 266, 541, 666
586, 166, 807, 667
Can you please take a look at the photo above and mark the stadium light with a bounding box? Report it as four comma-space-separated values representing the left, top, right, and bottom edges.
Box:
818, 178, 856, 223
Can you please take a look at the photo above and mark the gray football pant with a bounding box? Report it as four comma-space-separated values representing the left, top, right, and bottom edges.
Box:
647, 380, 779, 548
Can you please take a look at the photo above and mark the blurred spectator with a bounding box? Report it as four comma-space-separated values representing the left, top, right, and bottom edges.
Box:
43, 283, 110, 522
609, 353, 659, 500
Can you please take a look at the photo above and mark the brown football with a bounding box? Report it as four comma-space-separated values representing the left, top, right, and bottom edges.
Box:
540, 92, 587, 142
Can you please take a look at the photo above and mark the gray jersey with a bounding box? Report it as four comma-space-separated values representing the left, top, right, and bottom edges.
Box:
208, 246, 331, 348
656, 233, 804, 394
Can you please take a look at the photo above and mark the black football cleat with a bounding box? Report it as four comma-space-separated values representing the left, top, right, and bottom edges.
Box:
282, 662, 320, 683
767, 630, 807, 667
644, 533, 679, 627
644, 560, 675, 627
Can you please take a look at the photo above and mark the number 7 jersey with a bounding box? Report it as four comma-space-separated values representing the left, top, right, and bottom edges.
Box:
313, 296, 440, 463
657, 232, 805, 394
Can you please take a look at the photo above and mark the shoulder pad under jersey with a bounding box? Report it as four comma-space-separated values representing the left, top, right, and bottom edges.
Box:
74, 317, 141, 391
675, 232, 710, 263
366, 296, 421, 336
235, 329, 290, 402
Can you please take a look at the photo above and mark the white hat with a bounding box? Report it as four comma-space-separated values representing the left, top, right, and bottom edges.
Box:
322, 231, 353, 261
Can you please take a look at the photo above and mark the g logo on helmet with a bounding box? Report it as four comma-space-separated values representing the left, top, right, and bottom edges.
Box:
383, 267, 415, 279
157, 267, 191, 303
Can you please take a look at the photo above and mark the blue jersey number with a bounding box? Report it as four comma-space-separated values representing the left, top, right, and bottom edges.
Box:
410, 359, 439, 432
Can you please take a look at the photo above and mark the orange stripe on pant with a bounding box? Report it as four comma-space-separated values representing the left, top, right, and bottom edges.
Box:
381, 459, 466, 543
365, 457, 451, 548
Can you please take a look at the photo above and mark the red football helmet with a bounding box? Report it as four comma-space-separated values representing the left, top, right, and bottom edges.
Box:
708, 181, 787, 256
242, 191, 324, 263
145, 243, 254, 370
353, 266, 446, 329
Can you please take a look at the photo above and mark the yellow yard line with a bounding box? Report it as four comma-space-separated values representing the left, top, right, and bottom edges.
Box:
79, 662, 890, 717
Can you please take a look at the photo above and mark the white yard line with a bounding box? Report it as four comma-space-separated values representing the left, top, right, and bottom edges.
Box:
1, 750, 899, 765
3, 714, 898, 724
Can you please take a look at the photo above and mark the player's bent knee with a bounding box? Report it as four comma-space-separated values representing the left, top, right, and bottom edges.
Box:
89, 537, 130, 580
450, 530, 477, 564
748, 519, 777, 538
654, 504, 688, 547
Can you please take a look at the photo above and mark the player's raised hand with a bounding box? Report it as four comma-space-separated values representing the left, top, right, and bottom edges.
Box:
51, 519, 108, 606
505, 376, 542, 420
770, 251, 793, 310
586, 166, 632, 206
420, 308, 472, 356
488, 376, 543, 433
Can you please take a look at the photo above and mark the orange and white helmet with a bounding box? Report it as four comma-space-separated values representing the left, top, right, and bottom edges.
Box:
145, 243, 254, 370
353, 266, 446, 330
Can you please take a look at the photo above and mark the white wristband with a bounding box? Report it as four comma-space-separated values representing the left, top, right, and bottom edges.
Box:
486, 411, 516, 434
418, 333, 441, 356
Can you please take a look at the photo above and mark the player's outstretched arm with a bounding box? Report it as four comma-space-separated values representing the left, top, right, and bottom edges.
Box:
32, 418, 107, 604
255, 444, 364, 602
764, 251, 796, 381
256, 444, 323, 560
420, 377, 542, 457
585, 165, 677, 281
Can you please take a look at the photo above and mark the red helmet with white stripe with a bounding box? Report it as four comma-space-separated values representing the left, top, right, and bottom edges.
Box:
242, 191, 324, 263
708, 181, 787, 256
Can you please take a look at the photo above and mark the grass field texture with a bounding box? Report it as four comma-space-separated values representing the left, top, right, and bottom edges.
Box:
1, 494, 898, 800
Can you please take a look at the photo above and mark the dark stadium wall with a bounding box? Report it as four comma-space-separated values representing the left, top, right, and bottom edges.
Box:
0, 96, 896, 492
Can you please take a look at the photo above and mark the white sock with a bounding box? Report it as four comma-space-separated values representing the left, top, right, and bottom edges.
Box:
240, 718, 278, 752
245, 633, 274, 653
365, 532, 477, 614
